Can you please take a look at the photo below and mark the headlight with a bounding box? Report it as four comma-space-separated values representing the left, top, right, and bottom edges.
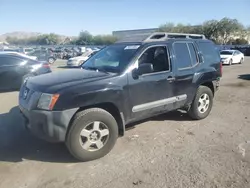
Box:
37, 93, 60, 110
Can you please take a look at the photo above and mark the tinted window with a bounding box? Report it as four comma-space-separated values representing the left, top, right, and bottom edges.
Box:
173, 42, 192, 69
198, 42, 221, 63
220, 51, 233, 55
138, 46, 170, 73
187, 43, 198, 65
0, 56, 21, 66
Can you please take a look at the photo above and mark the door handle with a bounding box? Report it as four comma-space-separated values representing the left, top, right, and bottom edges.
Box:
167, 76, 175, 82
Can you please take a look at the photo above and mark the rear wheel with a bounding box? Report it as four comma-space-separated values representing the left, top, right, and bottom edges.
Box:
188, 86, 213, 120
66, 108, 118, 161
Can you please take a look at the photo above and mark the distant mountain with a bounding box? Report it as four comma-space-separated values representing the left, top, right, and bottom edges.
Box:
0, 31, 76, 42
0, 32, 42, 41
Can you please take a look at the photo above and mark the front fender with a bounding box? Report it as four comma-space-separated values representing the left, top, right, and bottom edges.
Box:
54, 84, 126, 114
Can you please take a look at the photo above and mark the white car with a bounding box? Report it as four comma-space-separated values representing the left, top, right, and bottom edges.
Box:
66, 50, 99, 67
220, 50, 244, 65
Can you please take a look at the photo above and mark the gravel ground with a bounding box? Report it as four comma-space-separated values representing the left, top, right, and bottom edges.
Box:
0, 58, 250, 188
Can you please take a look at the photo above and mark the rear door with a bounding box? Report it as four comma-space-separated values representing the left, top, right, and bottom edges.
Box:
172, 42, 197, 105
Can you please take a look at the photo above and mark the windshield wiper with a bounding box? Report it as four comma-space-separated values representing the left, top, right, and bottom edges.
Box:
82, 66, 109, 74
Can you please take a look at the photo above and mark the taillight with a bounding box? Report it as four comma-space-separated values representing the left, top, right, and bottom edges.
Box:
42, 63, 50, 68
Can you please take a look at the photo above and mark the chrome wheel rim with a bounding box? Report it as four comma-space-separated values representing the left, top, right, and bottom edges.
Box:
79, 121, 110, 152
48, 58, 54, 63
198, 93, 210, 114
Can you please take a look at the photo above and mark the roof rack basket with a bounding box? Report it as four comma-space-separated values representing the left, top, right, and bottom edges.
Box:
144, 32, 206, 42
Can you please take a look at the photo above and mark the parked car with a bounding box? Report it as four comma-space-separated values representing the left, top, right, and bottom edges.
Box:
27, 49, 56, 64
19, 48, 35, 55
66, 50, 99, 67
19, 32, 222, 161
0, 51, 38, 60
0, 53, 51, 91
220, 50, 244, 65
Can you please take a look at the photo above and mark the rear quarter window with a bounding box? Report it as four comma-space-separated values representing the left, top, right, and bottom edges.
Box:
197, 42, 221, 64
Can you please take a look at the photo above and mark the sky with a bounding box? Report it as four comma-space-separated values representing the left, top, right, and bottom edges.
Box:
0, 0, 250, 36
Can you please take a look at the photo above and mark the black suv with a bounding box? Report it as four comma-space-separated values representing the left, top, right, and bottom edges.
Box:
19, 32, 222, 161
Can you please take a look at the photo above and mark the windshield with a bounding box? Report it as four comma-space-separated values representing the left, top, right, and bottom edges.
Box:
82, 44, 140, 73
220, 51, 233, 55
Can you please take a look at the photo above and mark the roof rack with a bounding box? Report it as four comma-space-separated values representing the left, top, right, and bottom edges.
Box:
115, 32, 206, 43
144, 32, 206, 42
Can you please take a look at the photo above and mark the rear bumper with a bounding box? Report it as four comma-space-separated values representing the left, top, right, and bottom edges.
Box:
19, 105, 78, 142
213, 79, 220, 92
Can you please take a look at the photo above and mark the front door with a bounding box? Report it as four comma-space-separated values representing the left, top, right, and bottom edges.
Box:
128, 45, 176, 120
233, 51, 241, 63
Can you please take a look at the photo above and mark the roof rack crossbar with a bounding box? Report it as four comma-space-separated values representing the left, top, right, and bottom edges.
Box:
144, 32, 206, 42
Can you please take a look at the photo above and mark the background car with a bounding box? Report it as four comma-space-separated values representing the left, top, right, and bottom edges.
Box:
0, 53, 51, 91
220, 50, 244, 65
66, 49, 99, 67
27, 49, 57, 64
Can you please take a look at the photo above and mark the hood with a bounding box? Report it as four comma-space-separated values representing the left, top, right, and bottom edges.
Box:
69, 56, 89, 61
220, 54, 232, 59
27, 69, 111, 93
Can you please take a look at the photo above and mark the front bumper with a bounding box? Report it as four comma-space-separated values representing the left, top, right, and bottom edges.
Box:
19, 105, 78, 142
19, 84, 78, 142
67, 60, 79, 67
221, 59, 230, 65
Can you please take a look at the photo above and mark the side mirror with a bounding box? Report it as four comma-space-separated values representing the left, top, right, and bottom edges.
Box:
137, 63, 154, 75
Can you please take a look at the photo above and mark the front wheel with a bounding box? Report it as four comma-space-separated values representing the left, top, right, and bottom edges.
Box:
239, 58, 243, 64
66, 108, 118, 161
48, 57, 55, 64
229, 59, 232, 65
188, 86, 213, 120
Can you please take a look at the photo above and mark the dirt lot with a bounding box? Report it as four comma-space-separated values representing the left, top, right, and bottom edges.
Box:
0, 59, 250, 188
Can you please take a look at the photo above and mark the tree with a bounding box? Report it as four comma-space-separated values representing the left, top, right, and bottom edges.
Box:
232, 38, 249, 45
77, 30, 93, 45
93, 35, 117, 45
217, 17, 244, 44
158, 22, 176, 32
202, 19, 221, 41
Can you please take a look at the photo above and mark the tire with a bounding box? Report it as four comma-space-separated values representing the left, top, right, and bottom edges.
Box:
187, 86, 213, 120
229, 59, 232, 65
66, 108, 118, 161
239, 58, 243, 64
48, 57, 55, 64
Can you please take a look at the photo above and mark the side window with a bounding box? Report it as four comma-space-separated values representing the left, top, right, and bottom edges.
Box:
198, 42, 221, 64
173, 42, 192, 69
0, 57, 20, 66
138, 46, 170, 73
187, 43, 198, 65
